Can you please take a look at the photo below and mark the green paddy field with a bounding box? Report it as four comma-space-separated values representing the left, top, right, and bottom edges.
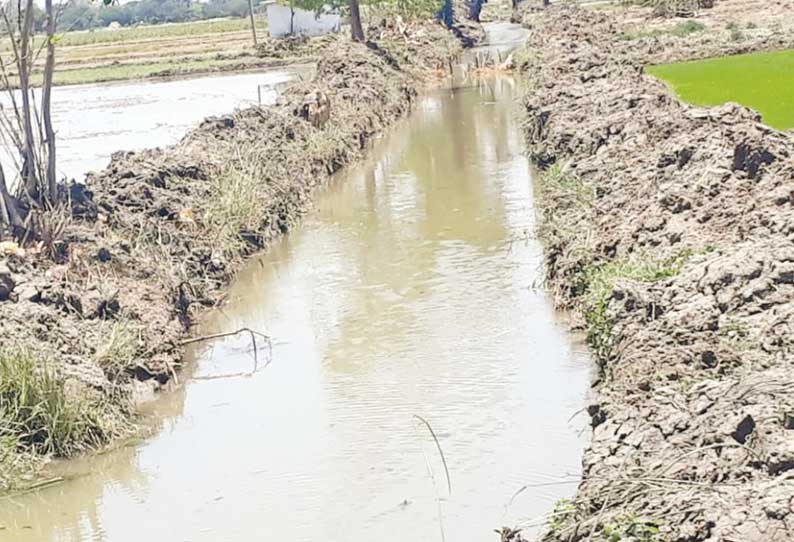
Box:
649, 49, 794, 130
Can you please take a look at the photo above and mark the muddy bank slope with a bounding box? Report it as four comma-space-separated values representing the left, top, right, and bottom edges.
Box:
516, 3, 794, 541
0, 19, 468, 489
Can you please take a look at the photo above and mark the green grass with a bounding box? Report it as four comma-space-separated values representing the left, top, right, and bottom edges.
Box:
582, 253, 690, 359
619, 20, 704, 41
0, 348, 128, 463
549, 498, 576, 535
95, 320, 140, 376
601, 515, 663, 542
648, 49, 794, 130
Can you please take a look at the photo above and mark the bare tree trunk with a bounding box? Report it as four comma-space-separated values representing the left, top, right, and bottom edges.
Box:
349, 0, 365, 42
43, 0, 57, 203
18, 0, 37, 199
247, 0, 258, 47
0, 167, 23, 231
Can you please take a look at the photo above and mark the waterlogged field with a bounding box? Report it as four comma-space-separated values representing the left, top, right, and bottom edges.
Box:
648, 49, 794, 130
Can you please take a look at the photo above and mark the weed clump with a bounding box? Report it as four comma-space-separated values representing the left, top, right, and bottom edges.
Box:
533, 166, 691, 361
619, 19, 704, 40
512, 48, 541, 72
0, 348, 129, 464
602, 515, 663, 541
535, 165, 595, 242
205, 153, 267, 257
0, 427, 40, 492
670, 20, 705, 36
548, 498, 576, 535
532, 165, 598, 304
95, 319, 141, 377
581, 253, 689, 359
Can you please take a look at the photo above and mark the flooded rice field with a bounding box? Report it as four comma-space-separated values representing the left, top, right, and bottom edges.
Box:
0, 67, 309, 185
0, 76, 589, 541
648, 49, 794, 130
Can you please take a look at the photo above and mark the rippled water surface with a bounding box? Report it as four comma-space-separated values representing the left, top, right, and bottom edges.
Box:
0, 77, 589, 542
0, 67, 307, 184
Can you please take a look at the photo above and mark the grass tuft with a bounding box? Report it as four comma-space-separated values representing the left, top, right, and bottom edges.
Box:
205, 149, 268, 257
601, 514, 663, 542
669, 20, 705, 37
95, 319, 141, 376
534, 165, 596, 260
0, 348, 129, 465
581, 253, 689, 359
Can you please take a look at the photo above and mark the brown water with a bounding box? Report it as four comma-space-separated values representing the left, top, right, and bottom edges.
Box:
0, 76, 589, 542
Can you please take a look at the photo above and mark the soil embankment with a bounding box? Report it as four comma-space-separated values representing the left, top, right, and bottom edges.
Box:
0, 18, 472, 488
516, 2, 794, 540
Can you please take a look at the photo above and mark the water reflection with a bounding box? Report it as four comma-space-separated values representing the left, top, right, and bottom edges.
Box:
0, 77, 589, 542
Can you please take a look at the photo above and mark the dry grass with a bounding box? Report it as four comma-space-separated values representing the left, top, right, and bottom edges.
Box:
204, 146, 272, 257
95, 319, 141, 377
0, 16, 268, 87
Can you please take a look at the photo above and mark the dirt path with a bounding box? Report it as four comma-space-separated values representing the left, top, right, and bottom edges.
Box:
514, 2, 794, 540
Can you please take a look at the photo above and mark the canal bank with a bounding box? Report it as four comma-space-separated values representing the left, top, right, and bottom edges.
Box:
515, 2, 794, 540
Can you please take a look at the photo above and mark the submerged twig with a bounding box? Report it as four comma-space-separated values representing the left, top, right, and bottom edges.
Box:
413, 414, 452, 496
181, 327, 273, 374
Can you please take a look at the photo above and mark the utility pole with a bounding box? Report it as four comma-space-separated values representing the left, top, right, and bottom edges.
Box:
248, 0, 258, 47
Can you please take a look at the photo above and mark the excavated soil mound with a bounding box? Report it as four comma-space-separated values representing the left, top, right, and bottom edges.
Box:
517, 2, 794, 541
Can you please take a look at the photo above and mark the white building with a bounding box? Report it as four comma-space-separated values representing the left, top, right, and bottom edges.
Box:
263, 1, 341, 38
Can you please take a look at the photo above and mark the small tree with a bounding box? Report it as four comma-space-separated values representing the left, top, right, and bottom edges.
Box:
0, 0, 62, 239
349, 0, 364, 41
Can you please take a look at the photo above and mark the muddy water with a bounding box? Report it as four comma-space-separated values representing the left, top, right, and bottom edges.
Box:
0, 77, 589, 541
1, 67, 308, 185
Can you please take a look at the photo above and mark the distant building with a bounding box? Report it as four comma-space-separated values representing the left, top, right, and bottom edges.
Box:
263, 1, 340, 38
107, 21, 122, 30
